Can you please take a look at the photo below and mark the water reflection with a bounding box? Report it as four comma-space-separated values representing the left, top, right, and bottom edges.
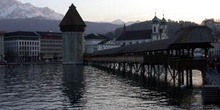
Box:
62, 65, 85, 107
0, 65, 219, 109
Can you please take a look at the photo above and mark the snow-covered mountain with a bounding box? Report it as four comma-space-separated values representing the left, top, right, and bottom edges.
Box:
0, 0, 63, 20
106, 19, 140, 26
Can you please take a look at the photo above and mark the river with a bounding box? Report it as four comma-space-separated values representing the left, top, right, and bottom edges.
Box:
0, 64, 219, 110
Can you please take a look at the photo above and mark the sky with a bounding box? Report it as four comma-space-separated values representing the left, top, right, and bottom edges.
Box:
18, 0, 220, 24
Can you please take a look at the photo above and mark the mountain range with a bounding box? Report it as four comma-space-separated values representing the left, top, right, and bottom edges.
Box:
101, 19, 140, 26
0, 0, 123, 34
0, 0, 198, 38
0, 0, 63, 20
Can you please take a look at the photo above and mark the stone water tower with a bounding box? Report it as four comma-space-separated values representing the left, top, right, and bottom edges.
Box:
59, 4, 86, 64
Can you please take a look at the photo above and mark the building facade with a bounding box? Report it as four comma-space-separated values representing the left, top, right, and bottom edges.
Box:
202, 19, 220, 57
117, 15, 168, 46
4, 31, 40, 62
151, 15, 168, 41
85, 34, 108, 54
37, 32, 62, 62
97, 40, 120, 51
117, 29, 152, 46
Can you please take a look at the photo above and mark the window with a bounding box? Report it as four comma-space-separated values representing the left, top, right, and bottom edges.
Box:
154, 26, 156, 33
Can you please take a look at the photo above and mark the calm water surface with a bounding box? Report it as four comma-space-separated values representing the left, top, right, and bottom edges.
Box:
0, 64, 219, 110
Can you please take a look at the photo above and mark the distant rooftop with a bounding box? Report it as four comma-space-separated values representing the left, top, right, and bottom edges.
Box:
117, 30, 152, 41
93, 26, 213, 56
4, 31, 39, 41
5, 31, 38, 37
85, 33, 108, 40
36, 31, 62, 39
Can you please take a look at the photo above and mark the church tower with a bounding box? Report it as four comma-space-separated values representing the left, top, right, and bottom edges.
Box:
160, 13, 168, 39
151, 12, 160, 41
59, 4, 86, 64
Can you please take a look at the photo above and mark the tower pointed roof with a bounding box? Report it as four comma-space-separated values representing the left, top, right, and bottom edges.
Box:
59, 4, 86, 32
161, 13, 167, 25
152, 11, 160, 24
152, 16, 160, 23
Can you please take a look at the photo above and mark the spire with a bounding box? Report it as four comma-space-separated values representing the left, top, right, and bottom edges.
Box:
161, 11, 167, 25
152, 9, 159, 24
123, 23, 126, 32
163, 11, 164, 18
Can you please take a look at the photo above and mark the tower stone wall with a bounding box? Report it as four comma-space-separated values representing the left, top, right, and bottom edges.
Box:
62, 32, 84, 64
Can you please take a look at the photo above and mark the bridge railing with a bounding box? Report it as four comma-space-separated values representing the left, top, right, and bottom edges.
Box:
89, 55, 144, 63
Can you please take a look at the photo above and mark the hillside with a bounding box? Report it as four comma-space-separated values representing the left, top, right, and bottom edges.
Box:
0, 18, 122, 34
105, 20, 198, 39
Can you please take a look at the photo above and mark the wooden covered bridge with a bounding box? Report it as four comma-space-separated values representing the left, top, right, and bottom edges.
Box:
85, 26, 213, 89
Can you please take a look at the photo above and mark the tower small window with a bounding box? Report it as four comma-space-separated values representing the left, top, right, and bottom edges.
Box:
154, 26, 156, 33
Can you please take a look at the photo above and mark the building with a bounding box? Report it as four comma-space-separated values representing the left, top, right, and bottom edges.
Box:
117, 14, 168, 46
202, 19, 220, 57
0, 32, 5, 62
59, 4, 86, 64
201, 19, 220, 32
85, 33, 121, 54
152, 14, 168, 41
208, 32, 220, 57
4, 31, 40, 62
97, 40, 120, 51
117, 28, 152, 46
85, 34, 108, 53
36, 32, 62, 62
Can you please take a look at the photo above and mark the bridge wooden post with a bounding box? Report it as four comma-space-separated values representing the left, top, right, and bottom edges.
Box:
128, 63, 133, 77
157, 65, 160, 88
141, 64, 146, 81
164, 64, 168, 86
122, 62, 126, 75
173, 69, 176, 88
189, 59, 193, 88
186, 69, 189, 87
178, 60, 181, 88
202, 48, 209, 85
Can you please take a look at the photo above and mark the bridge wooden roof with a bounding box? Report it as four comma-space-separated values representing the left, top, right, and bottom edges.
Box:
92, 39, 171, 56
92, 26, 213, 56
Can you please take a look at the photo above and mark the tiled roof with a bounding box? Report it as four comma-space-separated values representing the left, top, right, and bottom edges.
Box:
98, 40, 109, 45
117, 30, 152, 41
5, 31, 38, 37
92, 26, 213, 56
171, 26, 213, 44
93, 39, 171, 56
